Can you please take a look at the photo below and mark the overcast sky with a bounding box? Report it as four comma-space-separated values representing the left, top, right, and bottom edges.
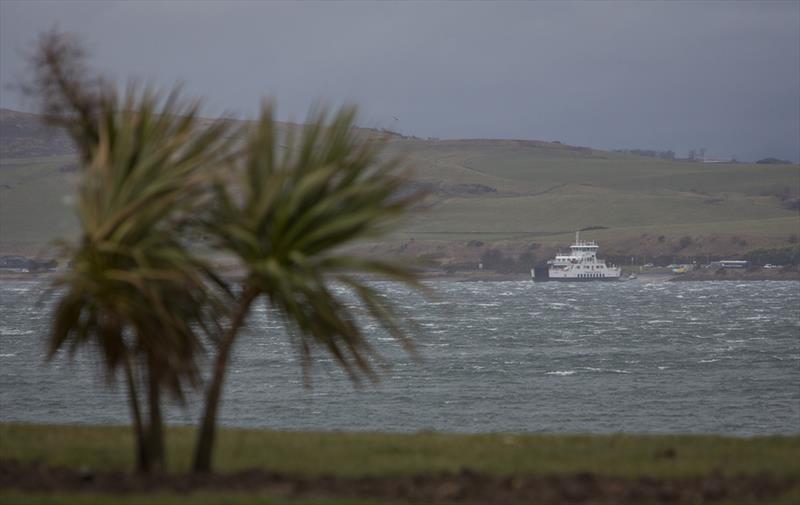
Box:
1, 0, 798, 162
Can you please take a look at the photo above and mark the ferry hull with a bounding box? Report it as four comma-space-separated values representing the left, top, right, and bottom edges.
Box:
546, 276, 621, 282
532, 267, 621, 282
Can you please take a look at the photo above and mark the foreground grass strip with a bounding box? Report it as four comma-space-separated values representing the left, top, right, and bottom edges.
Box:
1, 459, 798, 505
1, 424, 798, 478
3, 492, 800, 505
0, 492, 388, 505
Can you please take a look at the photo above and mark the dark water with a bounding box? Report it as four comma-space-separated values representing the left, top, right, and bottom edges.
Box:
1, 278, 798, 435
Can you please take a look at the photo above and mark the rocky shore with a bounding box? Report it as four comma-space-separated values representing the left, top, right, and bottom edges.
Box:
670, 268, 800, 282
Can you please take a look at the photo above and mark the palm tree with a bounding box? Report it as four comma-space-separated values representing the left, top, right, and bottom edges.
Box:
192, 104, 425, 473
33, 32, 231, 473
31, 31, 425, 475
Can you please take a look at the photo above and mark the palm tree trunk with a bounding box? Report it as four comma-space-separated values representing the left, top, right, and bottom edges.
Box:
146, 356, 165, 472
123, 354, 149, 474
192, 287, 258, 473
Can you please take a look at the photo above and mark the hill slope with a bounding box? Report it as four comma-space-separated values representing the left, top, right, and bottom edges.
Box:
1, 109, 798, 265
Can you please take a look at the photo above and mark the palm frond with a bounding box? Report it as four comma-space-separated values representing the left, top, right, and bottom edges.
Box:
205, 104, 426, 384
44, 72, 233, 398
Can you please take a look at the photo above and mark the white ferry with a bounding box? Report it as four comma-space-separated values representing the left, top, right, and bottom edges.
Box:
532, 232, 621, 281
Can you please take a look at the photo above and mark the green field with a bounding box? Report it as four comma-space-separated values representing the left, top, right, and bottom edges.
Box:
1, 424, 799, 504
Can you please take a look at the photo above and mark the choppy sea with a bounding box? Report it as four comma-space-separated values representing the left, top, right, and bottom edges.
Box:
1, 278, 798, 435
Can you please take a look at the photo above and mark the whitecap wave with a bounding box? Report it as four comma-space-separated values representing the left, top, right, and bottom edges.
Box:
581, 367, 630, 374
0, 327, 35, 336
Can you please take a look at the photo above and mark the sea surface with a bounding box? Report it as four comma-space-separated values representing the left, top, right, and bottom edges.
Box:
1, 278, 798, 435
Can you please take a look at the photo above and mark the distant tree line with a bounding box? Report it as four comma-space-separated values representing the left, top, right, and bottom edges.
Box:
756, 157, 792, 165
743, 246, 800, 266
616, 149, 795, 165
478, 249, 536, 273
613, 148, 676, 160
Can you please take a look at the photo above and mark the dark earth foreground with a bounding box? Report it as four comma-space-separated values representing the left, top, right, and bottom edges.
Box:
1, 460, 796, 505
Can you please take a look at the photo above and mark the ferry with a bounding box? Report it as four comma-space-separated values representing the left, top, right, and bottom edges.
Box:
532, 232, 621, 282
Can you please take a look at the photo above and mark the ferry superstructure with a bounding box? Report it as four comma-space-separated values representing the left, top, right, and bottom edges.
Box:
532, 232, 621, 281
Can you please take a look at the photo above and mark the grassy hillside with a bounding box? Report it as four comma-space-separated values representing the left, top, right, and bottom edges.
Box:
1, 110, 798, 262
0, 109, 75, 158
0, 154, 78, 253
382, 139, 798, 240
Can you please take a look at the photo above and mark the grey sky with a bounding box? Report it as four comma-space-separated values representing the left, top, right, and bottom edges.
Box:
1, 0, 798, 162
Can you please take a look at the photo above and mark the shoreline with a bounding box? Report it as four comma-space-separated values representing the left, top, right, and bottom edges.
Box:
4, 269, 800, 282
669, 269, 800, 282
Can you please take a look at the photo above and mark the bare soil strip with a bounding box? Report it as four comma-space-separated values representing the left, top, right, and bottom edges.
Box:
1, 460, 797, 504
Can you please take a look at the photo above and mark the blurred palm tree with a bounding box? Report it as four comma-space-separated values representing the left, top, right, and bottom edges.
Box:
30, 31, 426, 476
192, 105, 425, 473
32, 32, 231, 473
